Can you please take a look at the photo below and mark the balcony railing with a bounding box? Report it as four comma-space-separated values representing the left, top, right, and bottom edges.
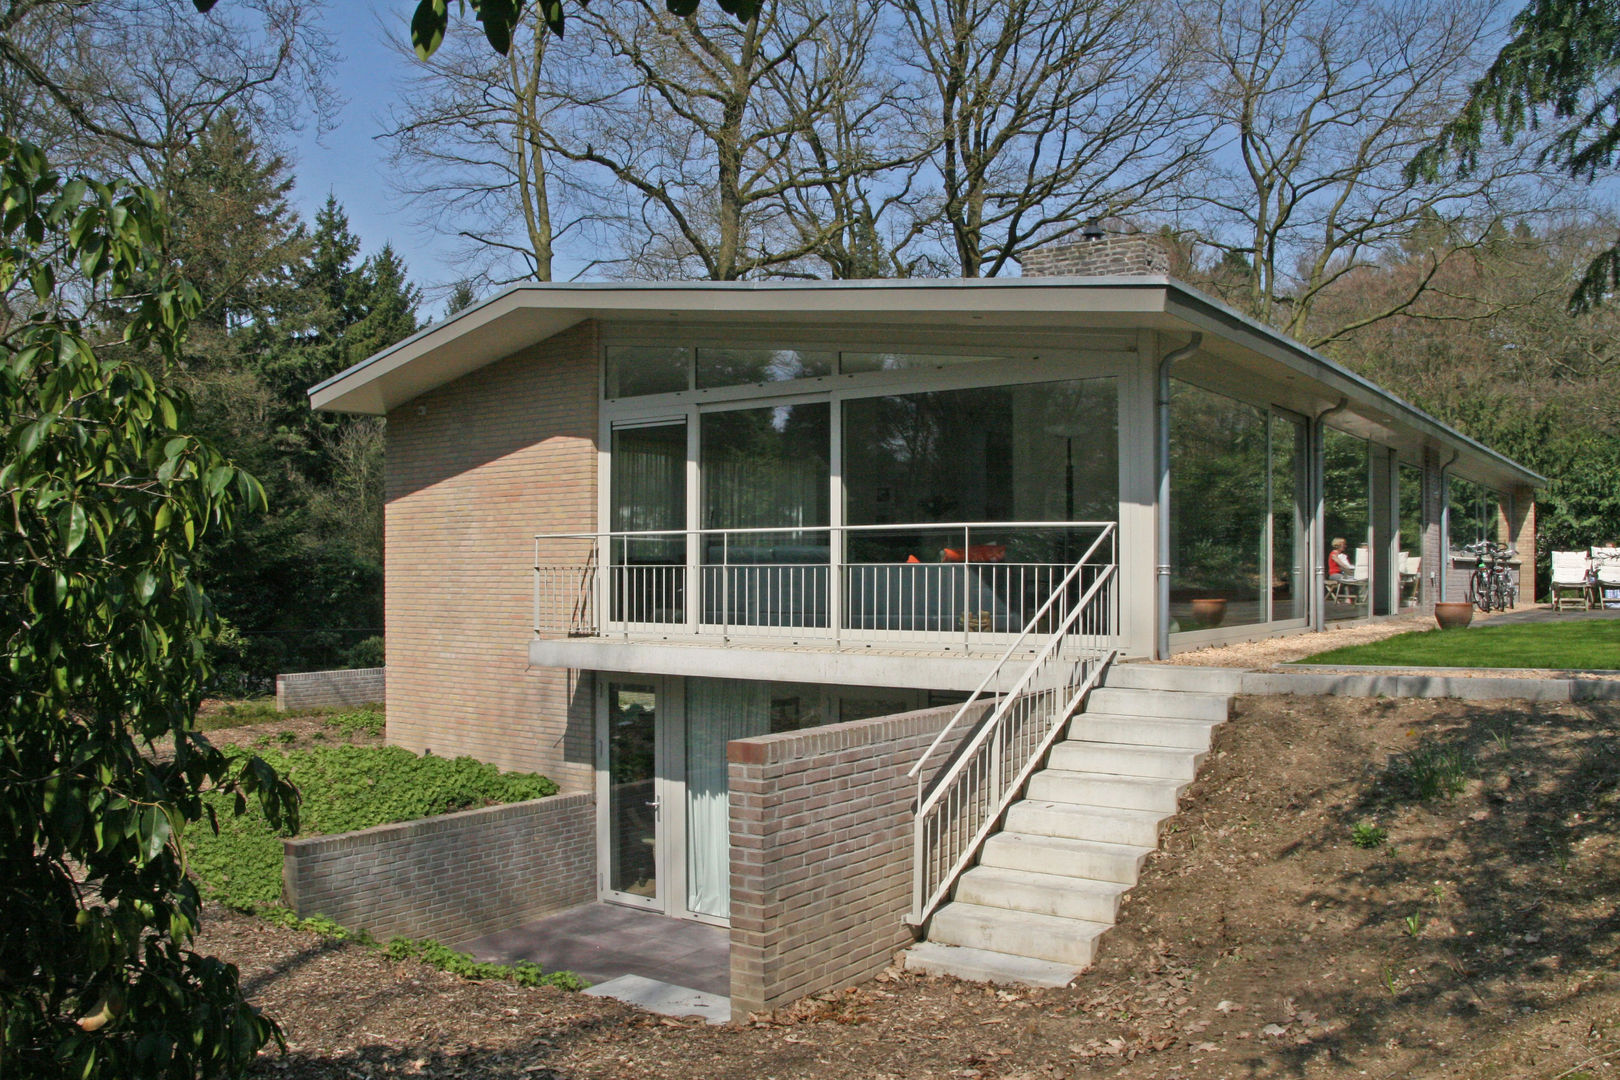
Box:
534, 521, 1118, 651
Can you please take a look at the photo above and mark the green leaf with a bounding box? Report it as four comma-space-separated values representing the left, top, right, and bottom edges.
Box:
136, 804, 172, 863
411, 0, 449, 59
63, 500, 87, 555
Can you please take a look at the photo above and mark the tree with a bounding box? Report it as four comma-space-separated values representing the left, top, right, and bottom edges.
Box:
1176, 0, 1559, 345
1409, 0, 1620, 312
0, 137, 297, 1078
890, 0, 1203, 277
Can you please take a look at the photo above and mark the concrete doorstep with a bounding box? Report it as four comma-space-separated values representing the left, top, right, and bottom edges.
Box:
583, 974, 731, 1025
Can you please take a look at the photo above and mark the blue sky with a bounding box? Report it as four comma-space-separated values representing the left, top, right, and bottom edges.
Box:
285, 2, 464, 310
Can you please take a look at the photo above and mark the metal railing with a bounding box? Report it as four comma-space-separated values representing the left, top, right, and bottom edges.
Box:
905, 524, 1119, 926
533, 521, 1117, 651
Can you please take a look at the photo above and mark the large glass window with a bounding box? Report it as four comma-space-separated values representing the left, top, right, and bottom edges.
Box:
1323, 428, 1371, 622
1169, 384, 1269, 630
1399, 463, 1424, 609
610, 422, 687, 624
697, 348, 834, 388
842, 377, 1118, 559
700, 403, 831, 627
1271, 414, 1309, 622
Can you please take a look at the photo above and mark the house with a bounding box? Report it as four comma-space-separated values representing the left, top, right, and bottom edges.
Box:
308, 234, 1542, 1011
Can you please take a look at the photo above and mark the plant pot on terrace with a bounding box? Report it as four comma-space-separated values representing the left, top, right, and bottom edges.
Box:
1190, 597, 1228, 629
1434, 601, 1473, 629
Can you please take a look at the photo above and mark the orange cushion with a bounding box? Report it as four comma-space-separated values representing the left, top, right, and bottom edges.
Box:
942, 544, 1006, 563
906, 554, 921, 564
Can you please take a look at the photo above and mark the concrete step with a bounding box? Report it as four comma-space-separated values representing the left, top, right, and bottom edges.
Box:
954, 865, 1130, 924
1003, 800, 1167, 847
1103, 664, 1247, 695
929, 902, 1110, 967
979, 831, 1151, 884
1047, 739, 1205, 780
902, 941, 1080, 988
1026, 768, 1187, 813
1087, 686, 1230, 722
1067, 712, 1219, 750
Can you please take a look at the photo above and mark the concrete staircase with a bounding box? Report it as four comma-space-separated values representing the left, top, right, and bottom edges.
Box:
903, 665, 1240, 987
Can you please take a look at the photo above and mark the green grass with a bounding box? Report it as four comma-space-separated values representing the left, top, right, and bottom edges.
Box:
1295, 619, 1620, 670
187, 744, 558, 910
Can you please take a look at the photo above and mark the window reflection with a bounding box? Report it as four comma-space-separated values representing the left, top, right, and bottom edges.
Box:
1399, 464, 1424, 609
605, 345, 689, 398
1323, 428, 1370, 621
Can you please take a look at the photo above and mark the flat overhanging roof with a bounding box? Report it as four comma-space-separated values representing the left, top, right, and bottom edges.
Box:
308, 276, 1544, 489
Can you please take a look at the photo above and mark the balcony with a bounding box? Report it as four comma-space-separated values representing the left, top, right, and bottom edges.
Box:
533, 523, 1117, 683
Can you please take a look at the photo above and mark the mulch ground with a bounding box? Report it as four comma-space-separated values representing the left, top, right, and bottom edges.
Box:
202, 694, 1620, 1079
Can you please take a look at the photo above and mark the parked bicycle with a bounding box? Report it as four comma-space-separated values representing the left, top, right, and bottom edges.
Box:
1463, 539, 1516, 613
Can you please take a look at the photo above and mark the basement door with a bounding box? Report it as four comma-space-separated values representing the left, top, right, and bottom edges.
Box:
596, 675, 780, 925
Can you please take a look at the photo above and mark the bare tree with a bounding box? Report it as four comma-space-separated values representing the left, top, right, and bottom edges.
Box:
382, 8, 600, 285
888, 0, 1205, 278
1176, 0, 1564, 345
0, 0, 334, 185
547, 0, 900, 280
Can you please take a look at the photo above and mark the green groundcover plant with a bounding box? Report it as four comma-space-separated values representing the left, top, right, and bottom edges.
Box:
187, 744, 558, 911
1297, 620, 1620, 670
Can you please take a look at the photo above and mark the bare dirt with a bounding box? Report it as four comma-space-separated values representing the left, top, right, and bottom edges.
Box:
198, 693, 1620, 1079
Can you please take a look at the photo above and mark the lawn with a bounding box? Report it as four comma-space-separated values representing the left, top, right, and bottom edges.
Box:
1297, 617, 1620, 669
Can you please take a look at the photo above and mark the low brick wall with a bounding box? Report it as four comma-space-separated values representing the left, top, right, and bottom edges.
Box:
727, 700, 990, 1016
276, 667, 386, 712
282, 792, 595, 944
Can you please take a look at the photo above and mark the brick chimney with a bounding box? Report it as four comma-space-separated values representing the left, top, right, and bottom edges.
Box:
1018, 226, 1170, 277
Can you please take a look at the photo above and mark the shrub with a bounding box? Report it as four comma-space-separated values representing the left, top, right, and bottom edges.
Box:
188, 745, 558, 910
344, 635, 386, 669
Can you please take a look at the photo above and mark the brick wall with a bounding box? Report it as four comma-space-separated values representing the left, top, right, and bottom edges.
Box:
726, 700, 990, 1016
1420, 447, 1443, 613
384, 322, 599, 792
276, 667, 385, 712
1506, 485, 1538, 602
282, 792, 595, 944
1019, 233, 1170, 277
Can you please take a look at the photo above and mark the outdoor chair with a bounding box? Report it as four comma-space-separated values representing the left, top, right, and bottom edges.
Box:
1326, 551, 1369, 604
1593, 546, 1620, 609
1550, 550, 1592, 612
1399, 552, 1421, 604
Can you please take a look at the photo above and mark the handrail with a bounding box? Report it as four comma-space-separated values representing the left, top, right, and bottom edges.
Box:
905, 523, 1119, 926
907, 523, 1116, 782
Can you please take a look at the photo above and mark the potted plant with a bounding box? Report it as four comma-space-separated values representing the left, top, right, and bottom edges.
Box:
1434, 601, 1473, 629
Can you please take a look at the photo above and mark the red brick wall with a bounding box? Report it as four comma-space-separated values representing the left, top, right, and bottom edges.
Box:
384, 321, 599, 792
726, 700, 990, 1016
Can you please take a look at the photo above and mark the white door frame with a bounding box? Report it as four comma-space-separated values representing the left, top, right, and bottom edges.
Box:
595, 674, 691, 917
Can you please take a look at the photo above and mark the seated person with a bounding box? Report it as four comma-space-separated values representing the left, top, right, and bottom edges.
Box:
1327, 537, 1354, 582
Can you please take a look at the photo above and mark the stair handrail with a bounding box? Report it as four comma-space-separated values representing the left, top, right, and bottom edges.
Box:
907, 523, 1116, 785
907, 526, 1119, 926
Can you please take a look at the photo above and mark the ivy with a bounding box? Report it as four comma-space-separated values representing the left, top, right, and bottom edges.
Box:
187, 745, 559, 911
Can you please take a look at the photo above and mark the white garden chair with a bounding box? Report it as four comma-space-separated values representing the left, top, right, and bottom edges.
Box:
1593, 546, 1620, 609
1550, 550, 1591, 611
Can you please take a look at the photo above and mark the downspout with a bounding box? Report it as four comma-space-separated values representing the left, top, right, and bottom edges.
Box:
1310, 397, 1350, 633
1436, 448, 1460, 603
1155, 333, 1202, 660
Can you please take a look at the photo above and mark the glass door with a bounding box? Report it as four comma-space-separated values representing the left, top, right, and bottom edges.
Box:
600, 680, 665, 910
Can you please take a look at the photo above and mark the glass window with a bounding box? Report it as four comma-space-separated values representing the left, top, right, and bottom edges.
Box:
696, 348, 834, 388
1399, 463, 1424, 609
1169, 383, 1269, 631
1323, 428, 1371, 622
606, 345, 689, 398
700, 404, 830, 531
1271, 414, 1309, 622
1447, 476, 1501, 553
842, 377, 1117, 559
839, 352, 1004, 374
610, 422, 687, 624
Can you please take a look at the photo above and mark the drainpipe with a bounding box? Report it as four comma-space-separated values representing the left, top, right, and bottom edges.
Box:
1436, 448, 1460, 603
1310, 397, 1350, 633
1156, 333, 1202, 660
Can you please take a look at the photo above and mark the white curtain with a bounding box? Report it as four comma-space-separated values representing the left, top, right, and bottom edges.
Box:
685, 678, 771, 919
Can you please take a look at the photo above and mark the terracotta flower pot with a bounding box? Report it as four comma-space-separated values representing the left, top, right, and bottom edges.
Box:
1434, 601, 1474, 629
1190, 597, 1228, 629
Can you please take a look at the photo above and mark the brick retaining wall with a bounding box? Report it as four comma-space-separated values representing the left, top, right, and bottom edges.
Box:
726, 700, 991, 1016
276, 667, 386, 712
282, 792, 595, 944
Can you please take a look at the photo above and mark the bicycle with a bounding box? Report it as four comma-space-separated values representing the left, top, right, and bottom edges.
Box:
1462, 540, 1516, 613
